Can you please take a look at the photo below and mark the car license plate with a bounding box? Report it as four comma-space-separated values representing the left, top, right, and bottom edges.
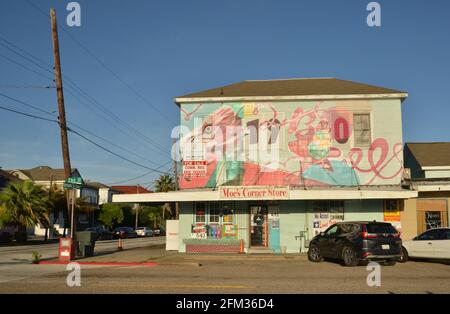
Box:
382, 244, 390, 250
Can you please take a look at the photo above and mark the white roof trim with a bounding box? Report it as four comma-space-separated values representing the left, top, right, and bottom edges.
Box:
422, 166, 450, 170
112, 189, 417, 203
414, 185, 450, 192
174, 93, 408, 104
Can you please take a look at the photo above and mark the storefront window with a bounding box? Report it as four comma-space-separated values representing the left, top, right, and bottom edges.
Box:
191, 202, 237, 240
222, 202, 235, 224
209, 202, 220, 224
195, 202, 206, 224
312, 200, 345, 235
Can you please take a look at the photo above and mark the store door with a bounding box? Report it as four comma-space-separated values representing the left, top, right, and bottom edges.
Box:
250, 205, 268, 247
417, 199, 448, 234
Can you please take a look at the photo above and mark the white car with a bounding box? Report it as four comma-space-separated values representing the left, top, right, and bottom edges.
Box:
135, 227, 153, 237
400, 228, 450, 262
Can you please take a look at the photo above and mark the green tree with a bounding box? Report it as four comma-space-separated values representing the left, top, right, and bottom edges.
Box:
147, 206, 162, 229
154, 174, 176, 219
0, 181, 51, 242
98, 203, 124, 229
154, 175, 175, 192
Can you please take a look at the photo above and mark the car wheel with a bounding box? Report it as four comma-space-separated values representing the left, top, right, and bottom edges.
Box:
307, 245, 324, 262
399, 247, 409, 263
382, 259, 397, 266
341, 246, 359, 267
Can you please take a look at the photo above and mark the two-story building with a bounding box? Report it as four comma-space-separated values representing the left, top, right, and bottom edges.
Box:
114, 78, 417, 253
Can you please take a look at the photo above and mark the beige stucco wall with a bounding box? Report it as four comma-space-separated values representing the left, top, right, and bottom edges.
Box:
401, 192, 450, 240
401, 199, 418, 240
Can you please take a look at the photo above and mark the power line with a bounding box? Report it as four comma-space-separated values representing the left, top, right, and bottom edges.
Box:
0, 92, 56, 116
0, 91, 168, 168
0, 103, 172, 175
67, 127, 171, 175
0, 53, 54, 81
0, 37, 171, 157
0, 35, 53, 68
0, 85, 55, 89
0, 40, 54, 76
67, 121, 168, 168
24, 0, 178, 126
108, 160, 172, 185
0, 104, 58, 123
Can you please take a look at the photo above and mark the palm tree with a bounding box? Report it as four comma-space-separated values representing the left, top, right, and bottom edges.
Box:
154, 175, 176, 219
154, 175, 175, 192
0, 181, 51, 242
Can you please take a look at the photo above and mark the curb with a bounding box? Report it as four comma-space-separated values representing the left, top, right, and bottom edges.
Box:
158, 262, 202, 267
38, 261, 158, 267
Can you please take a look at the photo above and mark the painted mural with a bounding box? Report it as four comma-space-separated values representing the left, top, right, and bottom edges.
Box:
178, 100, 403, 189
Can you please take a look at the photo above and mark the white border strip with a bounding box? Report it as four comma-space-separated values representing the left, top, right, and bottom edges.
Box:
174, 93, 408, 104
112, 189, 417, 203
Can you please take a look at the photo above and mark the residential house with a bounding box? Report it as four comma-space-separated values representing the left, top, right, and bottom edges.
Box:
0, 168, 21, 190
86, 181, 121, 205
111, 185, 152, 194
113, 78, 417, 253
7, 166, 101, 235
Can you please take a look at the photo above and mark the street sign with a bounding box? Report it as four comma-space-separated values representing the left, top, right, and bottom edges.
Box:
63, 182, 81, 190
66, 176, 84, 185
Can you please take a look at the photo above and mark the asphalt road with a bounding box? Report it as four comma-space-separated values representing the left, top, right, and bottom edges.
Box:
0, 245, 449, 293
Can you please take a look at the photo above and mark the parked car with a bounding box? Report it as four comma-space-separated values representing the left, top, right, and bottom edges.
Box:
113, 227, 137, 239
400, 228, 450, 262
85, 226, 113, 240
0, 232, 13, 243
308, 221, 402, 266
135, 227, 153, 237
152, 226, 166, 236
152, 226, 161, 236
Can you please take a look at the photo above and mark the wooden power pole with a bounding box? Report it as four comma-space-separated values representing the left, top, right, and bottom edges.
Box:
50, 8, 72, 179
50, 8, 74, 240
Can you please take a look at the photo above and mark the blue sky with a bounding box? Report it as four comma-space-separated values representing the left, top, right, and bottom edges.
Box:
0, 0, 449, 188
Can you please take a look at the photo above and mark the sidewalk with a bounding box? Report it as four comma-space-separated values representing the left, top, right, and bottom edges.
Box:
72, 244, 307, 266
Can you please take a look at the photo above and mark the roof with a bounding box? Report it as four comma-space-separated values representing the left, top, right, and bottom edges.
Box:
84, 181, 111, 189
405, 143, 450, 167
10, 166, 78, 181
175, 78, 407, 103
110, 185, 152, 194
0, 169, 21, 189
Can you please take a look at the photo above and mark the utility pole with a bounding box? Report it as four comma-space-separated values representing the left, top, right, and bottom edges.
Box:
50, 9, 74, 241
51, 8, 71, 179
172, 138, 180, 219
135, 185, 139, 229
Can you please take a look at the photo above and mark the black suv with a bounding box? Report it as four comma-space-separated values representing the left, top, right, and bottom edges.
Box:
308, 221, 402, 266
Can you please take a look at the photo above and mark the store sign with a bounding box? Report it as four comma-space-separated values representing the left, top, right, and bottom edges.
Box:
191, 224, 207, 239
222, 224, 237, 239
219, 186, 289, 200
183, 160, 207, 177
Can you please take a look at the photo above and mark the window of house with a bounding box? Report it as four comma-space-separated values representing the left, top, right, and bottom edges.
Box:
353, 114, 371, 146
194, 202, 206, 224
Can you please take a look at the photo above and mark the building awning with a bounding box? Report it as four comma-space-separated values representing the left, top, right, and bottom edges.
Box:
112, 186, 417, 203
